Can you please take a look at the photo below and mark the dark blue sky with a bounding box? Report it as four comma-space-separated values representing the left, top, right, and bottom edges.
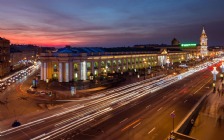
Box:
0, 0, 224, 47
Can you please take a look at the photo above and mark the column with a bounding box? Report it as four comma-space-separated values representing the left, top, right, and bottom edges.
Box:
98, 60, 101, 75
80, 61, 87, 80
43, 62, 47, 81
65, 62, 69, 82
121, 59, 124, 72
69, 62, 73, 81
58, 62, 63, 82
40, 62, 44, 80
116, 59, 119, 72
127, 59, 129, 70
91, 61, 94, 75
77, 62, 81, 81
134, 58, 137, 70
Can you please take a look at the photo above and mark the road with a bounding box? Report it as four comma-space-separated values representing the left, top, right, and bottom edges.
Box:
0, 65, 42, 121
67, 67, 213, 140
0, 59, 220, 140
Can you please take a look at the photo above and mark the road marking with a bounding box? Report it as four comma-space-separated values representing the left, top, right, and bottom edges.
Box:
173, 97, 176, 101
193, 79, 211, 94
148, 127, 156, 134
133, 122, 141, 128
120, 118, 128, 124
21, 130, 30, 139
184, 100, 188, 103
121, 119, 141, 131
157, 107, 162, 111
146, 105, 151, 109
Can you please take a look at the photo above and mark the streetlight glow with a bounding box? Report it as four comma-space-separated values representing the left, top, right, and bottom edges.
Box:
211, 67, 218, 81
220, 62, 224, 73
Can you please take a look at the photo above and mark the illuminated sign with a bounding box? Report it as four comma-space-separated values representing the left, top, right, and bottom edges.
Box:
181, 44, 197, 48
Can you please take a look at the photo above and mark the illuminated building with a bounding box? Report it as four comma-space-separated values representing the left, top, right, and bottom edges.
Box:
39, 47, 187, 82
39, 27, 210, 82
199, 26, 208, 56
0, 37, 10, 77
177, 27, 208, 59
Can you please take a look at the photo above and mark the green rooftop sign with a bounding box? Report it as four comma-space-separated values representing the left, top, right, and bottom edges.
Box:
181, 43, 197, 48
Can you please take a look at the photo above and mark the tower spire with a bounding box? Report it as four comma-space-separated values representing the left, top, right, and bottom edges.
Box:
202, 26, 206, 34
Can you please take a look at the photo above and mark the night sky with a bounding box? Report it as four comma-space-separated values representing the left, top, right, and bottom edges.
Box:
0, 0, 224, 47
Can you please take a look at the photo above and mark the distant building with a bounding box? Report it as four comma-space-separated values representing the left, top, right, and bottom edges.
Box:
199, 26, 208, 56
0, 37, 10, 77
171, 38, 180, 46
180, 26, 209, 59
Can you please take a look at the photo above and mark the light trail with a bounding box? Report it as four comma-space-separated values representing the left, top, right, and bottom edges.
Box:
0, 58, 222, 140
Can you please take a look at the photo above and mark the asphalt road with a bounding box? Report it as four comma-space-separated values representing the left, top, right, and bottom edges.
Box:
0, 66, 41, 121
0, 74, 168, 140
68, 69, 213, 140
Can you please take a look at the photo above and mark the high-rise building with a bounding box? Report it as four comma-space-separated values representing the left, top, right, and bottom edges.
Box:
200, 26, 208, 56
0, 37, 11, 77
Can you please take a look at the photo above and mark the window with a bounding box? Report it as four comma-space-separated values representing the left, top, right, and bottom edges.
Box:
53, 64, 58, 72
74, 63, 78, 71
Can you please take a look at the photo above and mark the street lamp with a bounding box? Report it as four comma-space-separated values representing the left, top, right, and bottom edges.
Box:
137, 74, 140, 79
220, 62, 224, 73
213, 82, 216, 93
211, 67, 218, 81
211, 67, 218, 93
166, 58, 170, 67
170, 111, 175, 140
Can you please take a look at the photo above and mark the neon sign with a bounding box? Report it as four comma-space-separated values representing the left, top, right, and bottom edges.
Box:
181, 44, 197, 48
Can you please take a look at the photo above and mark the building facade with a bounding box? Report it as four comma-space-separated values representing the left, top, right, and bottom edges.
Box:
39, 47, 187, 82
0, 37, 10, 77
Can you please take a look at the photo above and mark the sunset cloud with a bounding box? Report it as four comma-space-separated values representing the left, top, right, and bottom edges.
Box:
0, 0, 224, 47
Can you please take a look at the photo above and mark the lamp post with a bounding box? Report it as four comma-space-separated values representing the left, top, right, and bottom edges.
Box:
166, 58, 170, 67
211, 67, 218, 81
137, 73, 140, 81
211, 67, 218, 93
212, 82, 216, 93
89, 73, 94, 87
170, 111, 175, 140
220, 61, 224, 73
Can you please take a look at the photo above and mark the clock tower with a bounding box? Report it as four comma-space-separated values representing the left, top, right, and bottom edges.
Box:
200, 26, 208, 56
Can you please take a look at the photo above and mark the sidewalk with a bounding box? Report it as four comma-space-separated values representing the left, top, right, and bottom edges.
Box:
190, 83, 224, 140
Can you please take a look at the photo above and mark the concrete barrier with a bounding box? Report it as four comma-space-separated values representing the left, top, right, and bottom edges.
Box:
175, 93, 209, 135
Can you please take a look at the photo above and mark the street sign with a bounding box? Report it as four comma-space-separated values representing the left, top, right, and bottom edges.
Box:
71, 86, 76, 96
170, 111, 175, 118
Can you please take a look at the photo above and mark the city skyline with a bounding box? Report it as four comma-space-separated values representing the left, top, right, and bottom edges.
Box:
0, 0, 224, 47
